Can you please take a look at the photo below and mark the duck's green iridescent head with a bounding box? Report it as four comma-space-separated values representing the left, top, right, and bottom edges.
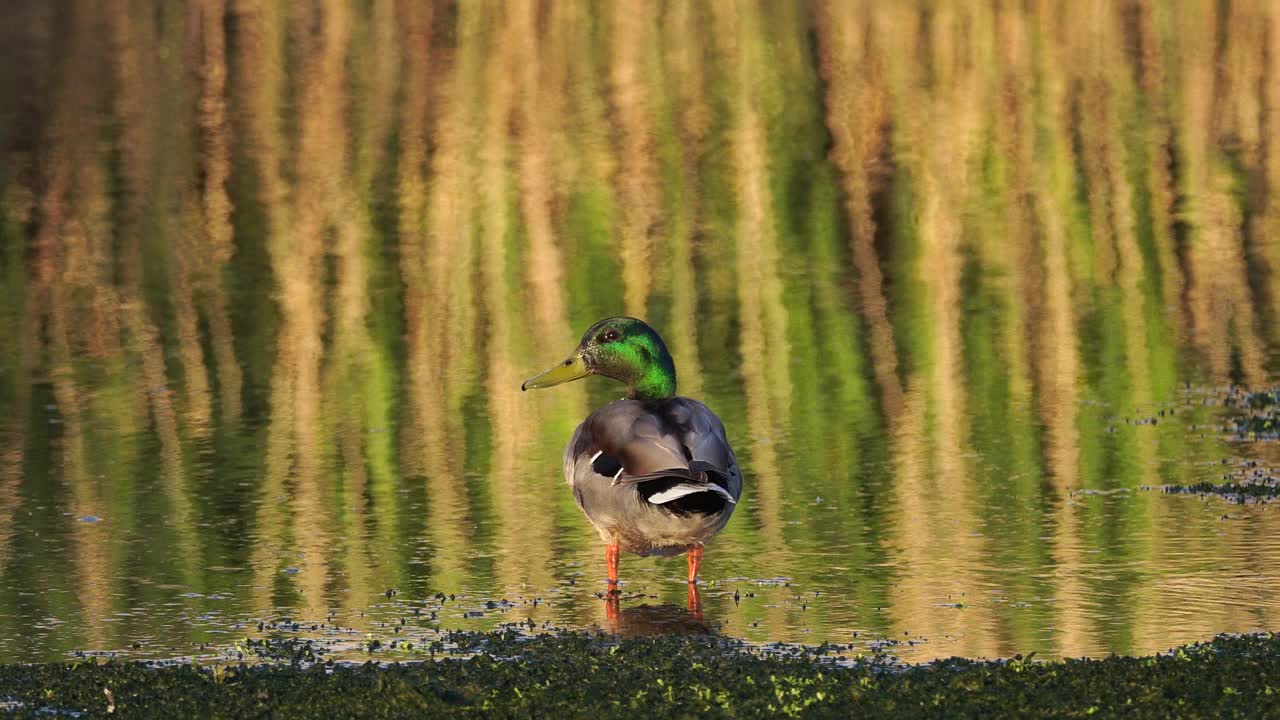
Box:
522, 317, 677, 400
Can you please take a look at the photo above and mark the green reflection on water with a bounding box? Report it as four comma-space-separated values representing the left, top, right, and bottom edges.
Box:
0, 0, 1279, 663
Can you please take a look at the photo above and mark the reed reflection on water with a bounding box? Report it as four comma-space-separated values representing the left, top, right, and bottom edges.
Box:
1, 0, 1280, 663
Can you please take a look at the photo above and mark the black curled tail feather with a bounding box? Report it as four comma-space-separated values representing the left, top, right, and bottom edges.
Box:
611, 464, 731, 490
611, 468, 702, 487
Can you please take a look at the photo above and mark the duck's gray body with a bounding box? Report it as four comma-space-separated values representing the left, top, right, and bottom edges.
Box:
564, 397, 742, 556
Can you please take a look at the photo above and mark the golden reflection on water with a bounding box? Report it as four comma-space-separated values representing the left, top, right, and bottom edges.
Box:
1, 0, 1280, 662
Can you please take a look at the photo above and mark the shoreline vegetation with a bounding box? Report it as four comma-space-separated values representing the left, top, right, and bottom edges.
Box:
1, 632, 1277, 718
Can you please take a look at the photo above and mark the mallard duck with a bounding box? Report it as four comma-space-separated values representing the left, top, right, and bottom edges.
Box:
522, 317, 743, 589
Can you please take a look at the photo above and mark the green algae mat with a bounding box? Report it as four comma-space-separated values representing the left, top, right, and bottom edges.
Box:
2, 633, 1278, 718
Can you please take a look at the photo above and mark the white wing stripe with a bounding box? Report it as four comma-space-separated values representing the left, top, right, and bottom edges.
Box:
648, 483, 737, 505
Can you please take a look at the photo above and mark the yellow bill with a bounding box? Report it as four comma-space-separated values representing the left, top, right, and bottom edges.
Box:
522, 354, 590, 390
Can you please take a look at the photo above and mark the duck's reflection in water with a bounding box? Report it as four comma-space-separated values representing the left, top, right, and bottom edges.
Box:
603, 586, 714, 636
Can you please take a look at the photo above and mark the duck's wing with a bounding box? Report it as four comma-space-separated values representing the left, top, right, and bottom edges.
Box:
641, 398, 742, 505
565, 400, 680, 484
567, 399, 741, 507
669, 398, 741, 493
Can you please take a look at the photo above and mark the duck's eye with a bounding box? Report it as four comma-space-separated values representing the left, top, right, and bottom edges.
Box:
599, 329, 621, 343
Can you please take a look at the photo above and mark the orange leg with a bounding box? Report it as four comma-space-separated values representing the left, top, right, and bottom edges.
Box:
687, 546, 703, 584
606, 544, 620, 591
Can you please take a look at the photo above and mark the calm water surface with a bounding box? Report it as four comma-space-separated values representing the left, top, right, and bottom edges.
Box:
2, 0, 1280, 663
